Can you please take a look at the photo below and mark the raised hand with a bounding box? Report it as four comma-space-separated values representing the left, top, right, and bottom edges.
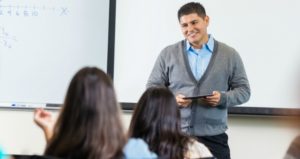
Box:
34, 108, 55, 142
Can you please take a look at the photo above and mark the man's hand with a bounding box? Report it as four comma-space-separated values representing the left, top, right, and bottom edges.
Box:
202, 91, 221, 107
176, 94, 192, 107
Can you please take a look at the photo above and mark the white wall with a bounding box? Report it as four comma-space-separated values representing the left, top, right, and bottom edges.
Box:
227, 116, 299, 159
1, 109, 299, 159
0, 109, 47, 155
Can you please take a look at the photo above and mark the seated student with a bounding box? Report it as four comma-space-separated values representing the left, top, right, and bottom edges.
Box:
34, 67, 157, 159
128, 87, 213, 159
284, 135, 300, 159
0, 146, 9, 159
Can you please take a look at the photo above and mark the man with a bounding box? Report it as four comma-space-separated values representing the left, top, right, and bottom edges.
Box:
147, 2, 250, 159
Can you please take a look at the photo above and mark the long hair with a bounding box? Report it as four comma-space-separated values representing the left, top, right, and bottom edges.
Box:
129, 87, 190, 159
45, 67, 126, 159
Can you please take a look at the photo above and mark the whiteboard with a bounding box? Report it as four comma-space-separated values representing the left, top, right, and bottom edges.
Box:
0, 0, 110, 105
114, 0, 300, 108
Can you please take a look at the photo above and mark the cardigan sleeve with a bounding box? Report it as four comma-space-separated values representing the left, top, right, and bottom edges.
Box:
219, 51, 251, 108
146, 49, 170, 88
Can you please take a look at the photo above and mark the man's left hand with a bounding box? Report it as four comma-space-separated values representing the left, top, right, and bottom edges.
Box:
202, 91, 221, 107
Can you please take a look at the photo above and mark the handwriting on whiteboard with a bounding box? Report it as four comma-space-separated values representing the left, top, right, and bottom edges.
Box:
0, 4, 68, 17
0, 26, 17, 48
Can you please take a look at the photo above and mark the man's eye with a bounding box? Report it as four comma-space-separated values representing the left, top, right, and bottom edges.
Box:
181, 24, 187, 28
192, 21, 198, 25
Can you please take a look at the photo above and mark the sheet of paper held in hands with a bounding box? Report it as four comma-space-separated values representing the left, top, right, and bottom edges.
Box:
182, 93, 213, 100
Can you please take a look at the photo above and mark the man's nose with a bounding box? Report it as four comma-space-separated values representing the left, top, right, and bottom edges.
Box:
187, 24, 194, 32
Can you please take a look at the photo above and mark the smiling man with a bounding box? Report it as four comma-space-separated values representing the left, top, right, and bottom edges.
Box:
147, 2, 251, 159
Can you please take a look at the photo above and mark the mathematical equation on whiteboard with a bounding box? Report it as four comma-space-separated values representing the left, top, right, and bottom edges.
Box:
0, 4, 68, 17
0, 26, 17, 48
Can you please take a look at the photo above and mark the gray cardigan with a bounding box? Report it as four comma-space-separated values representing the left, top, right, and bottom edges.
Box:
147, 39, 250, 136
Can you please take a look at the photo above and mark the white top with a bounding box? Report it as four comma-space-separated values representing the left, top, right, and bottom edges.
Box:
185, 139, 213, 159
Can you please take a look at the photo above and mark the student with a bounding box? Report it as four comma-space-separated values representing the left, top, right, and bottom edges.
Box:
0, 146, 8, 159
147, 2, 251, 158
128, 87, 213, 159
284, 135, 300, 159
34, 67, 157, 159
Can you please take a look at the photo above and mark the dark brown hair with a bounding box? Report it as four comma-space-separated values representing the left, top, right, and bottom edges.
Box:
178, 2, 206, 21
129, 87, 190, 159
45, 67, 126, 159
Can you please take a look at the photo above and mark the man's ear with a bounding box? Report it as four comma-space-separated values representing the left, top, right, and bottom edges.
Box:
204, 16, 210, 26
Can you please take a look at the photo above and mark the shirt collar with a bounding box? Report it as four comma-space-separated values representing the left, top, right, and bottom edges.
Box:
186, 34, 214, 53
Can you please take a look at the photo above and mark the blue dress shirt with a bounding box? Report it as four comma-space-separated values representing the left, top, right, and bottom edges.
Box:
186, 35, 214, 81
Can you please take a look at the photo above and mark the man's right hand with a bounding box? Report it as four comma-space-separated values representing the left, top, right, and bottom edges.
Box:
176, 94, 192, 107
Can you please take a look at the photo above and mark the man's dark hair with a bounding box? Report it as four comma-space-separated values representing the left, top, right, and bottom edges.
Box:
177, 2, 206, 21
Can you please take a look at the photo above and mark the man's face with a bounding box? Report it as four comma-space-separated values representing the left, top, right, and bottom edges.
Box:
179, 13, 209, 48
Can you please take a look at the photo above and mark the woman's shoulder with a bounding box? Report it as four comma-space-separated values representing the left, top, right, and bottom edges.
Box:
123, 138, 157, 159
185, 139, 213, 159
